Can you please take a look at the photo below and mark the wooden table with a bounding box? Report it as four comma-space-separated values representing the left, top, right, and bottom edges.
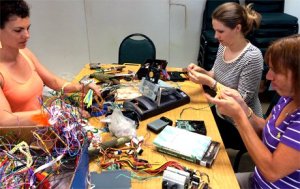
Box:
74, 64, 239, 189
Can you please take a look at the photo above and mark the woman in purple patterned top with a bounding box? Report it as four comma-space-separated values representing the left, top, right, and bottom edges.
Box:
205, 34, 300, 189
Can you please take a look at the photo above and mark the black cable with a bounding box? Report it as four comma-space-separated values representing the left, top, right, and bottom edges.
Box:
179, 104, 214, 118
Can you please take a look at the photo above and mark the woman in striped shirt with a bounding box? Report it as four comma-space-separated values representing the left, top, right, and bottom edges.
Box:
188, 2, 263, 151
206, 34, 300, 189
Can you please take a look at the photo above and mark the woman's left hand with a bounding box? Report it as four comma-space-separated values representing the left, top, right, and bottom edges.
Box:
222, 88, 249, 115
204, 90, 243, 120
188, 69, 211, 86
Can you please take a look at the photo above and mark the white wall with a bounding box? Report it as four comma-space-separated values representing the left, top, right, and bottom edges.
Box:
169, 0, 206, 67
27, 0, 89, 80
26, 0, 299, 79
27, 0, 205, 78
84, 0, 170, 64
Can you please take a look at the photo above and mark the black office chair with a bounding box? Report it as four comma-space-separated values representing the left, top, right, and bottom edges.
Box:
247, 0, 298, 50
118, 33, 156, 65
245, 0, 298, 92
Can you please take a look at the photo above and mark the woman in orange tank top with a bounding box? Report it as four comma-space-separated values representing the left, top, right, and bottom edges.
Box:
0, 0, 100, 126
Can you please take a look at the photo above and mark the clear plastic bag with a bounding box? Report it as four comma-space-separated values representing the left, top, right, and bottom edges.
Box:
108, 108, 136, 138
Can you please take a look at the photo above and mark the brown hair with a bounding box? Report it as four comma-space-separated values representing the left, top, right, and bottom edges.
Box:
0, 0, 30, 29
212, 2, 261, 36
265, 34, 300, 94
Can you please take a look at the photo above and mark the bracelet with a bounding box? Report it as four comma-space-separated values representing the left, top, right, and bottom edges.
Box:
247, 107, 253, 119
210, 80, 217, 90
62, 82, 71, 92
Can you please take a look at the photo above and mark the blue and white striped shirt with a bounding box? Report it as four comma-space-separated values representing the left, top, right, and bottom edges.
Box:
213, 43, 263, 117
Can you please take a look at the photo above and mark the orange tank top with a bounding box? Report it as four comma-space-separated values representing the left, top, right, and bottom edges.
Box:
1, 50, 44, 112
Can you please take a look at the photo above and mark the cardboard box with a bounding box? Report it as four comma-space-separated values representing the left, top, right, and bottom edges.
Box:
0, 126, 89, 189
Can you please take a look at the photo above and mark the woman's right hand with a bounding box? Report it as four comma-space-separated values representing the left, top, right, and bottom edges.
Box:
86, 82, 101, 97
205, 88, 250, 120
222, 88, 249, 116
188, 69, 212, 86
187, 63, 205, 73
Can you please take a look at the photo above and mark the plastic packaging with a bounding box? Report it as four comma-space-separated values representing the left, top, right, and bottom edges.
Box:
108, 108, 136, 138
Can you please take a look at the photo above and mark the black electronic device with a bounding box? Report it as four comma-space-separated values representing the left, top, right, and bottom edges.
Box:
167, 71, 188, 82
175, 120, 207, 135
122, 96, 157, 120
147, 116, 173, 134
123, 88, 190, 120
203, 85, 217, 98
125, 62, 190, 121
136, 59, 168, 83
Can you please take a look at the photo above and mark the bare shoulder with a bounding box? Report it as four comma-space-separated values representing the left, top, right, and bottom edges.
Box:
20, 48, 34, 58
20, 48, 41, 66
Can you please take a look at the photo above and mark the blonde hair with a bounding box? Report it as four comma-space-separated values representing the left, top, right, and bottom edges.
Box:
212, 2, 261, 36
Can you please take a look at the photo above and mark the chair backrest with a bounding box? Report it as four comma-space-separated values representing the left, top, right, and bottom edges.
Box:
201, 0, 240, 31
118, 33, 156, 64
245, 0, 284, 13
